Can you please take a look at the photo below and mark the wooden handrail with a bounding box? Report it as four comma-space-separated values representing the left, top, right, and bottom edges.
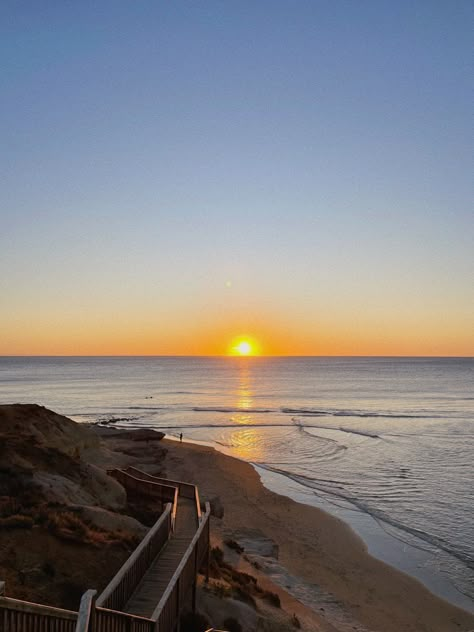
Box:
125, 467, 196, 499
96, 503, 172, 610
0, 593, 77, 632
110, 467, 180, 532
0, 595, 77, 619
95, 604, 154, 631
151, 502, 211, 623
108, 468, 178, 503
75, 590, 96, 632
0, 474, 212, 632
171, 486, 178, 532
194, 485, 202, 522
125, 466, 202, 520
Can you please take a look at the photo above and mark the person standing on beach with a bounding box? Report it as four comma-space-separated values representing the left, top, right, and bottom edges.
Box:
179, 432, 183, 442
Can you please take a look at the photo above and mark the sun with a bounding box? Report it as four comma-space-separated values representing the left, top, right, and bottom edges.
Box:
236, 341, 252, 355
229, 337, 259, 356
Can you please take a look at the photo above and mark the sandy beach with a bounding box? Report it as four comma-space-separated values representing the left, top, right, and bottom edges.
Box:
2, 403, 473, 632
159, 437, 474, 632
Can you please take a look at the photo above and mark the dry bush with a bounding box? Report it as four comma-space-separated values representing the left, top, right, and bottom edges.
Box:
0, 514, 34, 529
291, 613, 301, 628
224, 538, 244, 553
41, 509, 139, 548
45, 511, 88, 540
233, 586, 257, 608
207, 545, 281, 611
208, 581, 232, 600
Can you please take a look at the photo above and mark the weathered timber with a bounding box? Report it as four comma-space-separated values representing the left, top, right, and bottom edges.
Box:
75, 590, 96, 632
2, 469, 212, 632
96, 504, 172, 610
0, 593, 77, 632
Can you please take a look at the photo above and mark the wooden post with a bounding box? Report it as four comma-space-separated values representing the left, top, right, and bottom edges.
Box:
205, 517, 210, 583
176, 576, 181, 632
90, 591, 97, 632
75, 589, 97, 632
192, 542, 198, 613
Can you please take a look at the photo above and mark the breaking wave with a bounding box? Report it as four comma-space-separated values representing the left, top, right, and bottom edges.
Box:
281, 407, 435, 419
192, 406, 273, 413
293, 419, 380, 439
255, 464, 474, 572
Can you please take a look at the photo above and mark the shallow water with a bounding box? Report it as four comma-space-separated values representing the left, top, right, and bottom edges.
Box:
1, 356, 473, 610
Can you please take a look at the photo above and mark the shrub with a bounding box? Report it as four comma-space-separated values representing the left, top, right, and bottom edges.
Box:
210, 582, 231, 600
211, 546, 224, 564
291, 613, 301, 628
229, 569, 256, 587
0, 514, 34, 529
209, 546, 225, 578
224, 538, 244, 554
43, 510, 138, 548
234, 586, 257, 608
46, 511, 88, 539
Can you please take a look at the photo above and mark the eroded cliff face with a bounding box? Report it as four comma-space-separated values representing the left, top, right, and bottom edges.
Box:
0, 404, 127, 508
0, 404, 159, 608
0, 406, 315, 631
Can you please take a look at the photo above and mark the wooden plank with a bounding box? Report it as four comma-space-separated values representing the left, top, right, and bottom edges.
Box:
96, 504, 171, 609
124, 498, 201, 619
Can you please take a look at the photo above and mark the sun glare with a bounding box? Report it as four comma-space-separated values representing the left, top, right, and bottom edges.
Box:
236, 341, 252, 355
229, 337, 259, 356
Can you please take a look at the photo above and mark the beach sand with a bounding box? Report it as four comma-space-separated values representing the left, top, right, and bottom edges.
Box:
160, 438, 474, 632
2, 402, 472, 631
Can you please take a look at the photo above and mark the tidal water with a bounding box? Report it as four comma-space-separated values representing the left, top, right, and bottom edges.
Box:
1, 356, 472, 611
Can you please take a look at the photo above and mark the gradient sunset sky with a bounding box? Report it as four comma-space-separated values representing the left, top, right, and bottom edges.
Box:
1, 2, 473, 356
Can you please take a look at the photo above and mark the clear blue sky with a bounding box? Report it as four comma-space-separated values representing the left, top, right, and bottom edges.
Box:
1, 1, 473, 355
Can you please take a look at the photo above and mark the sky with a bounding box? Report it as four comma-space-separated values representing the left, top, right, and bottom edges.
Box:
1, 1, 473, 356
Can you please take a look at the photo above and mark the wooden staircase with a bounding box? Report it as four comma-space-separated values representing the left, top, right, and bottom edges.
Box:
125, 496, 197, 618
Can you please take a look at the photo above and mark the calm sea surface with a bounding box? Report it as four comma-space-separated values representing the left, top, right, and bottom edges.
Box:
1, 356, 473, 610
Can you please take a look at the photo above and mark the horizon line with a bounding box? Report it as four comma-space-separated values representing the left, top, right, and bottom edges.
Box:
1, 354, 473, 359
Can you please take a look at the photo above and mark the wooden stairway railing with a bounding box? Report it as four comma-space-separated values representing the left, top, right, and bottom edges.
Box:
1, 470, 211, 632
124, 467, 202, 524
0, 582, 77, 632
152, 502, 211, 631
75, 590, 96, 632
96, 469, 179, 611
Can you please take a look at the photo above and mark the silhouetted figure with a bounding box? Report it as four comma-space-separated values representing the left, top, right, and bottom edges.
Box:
179, 432, 183, 442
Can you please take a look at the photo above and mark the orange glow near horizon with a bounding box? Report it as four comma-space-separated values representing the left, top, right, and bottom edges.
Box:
1, 308, 473, 357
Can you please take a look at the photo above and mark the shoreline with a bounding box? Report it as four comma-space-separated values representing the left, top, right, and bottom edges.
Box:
254, 463, 474, 614
161, 437, 474, 632
166, 433, 474, 613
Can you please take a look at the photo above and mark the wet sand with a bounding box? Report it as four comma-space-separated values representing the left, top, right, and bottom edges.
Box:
162, 438, 474, 632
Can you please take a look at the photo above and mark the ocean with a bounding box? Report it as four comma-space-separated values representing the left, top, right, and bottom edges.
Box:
1, 356, 472, 612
